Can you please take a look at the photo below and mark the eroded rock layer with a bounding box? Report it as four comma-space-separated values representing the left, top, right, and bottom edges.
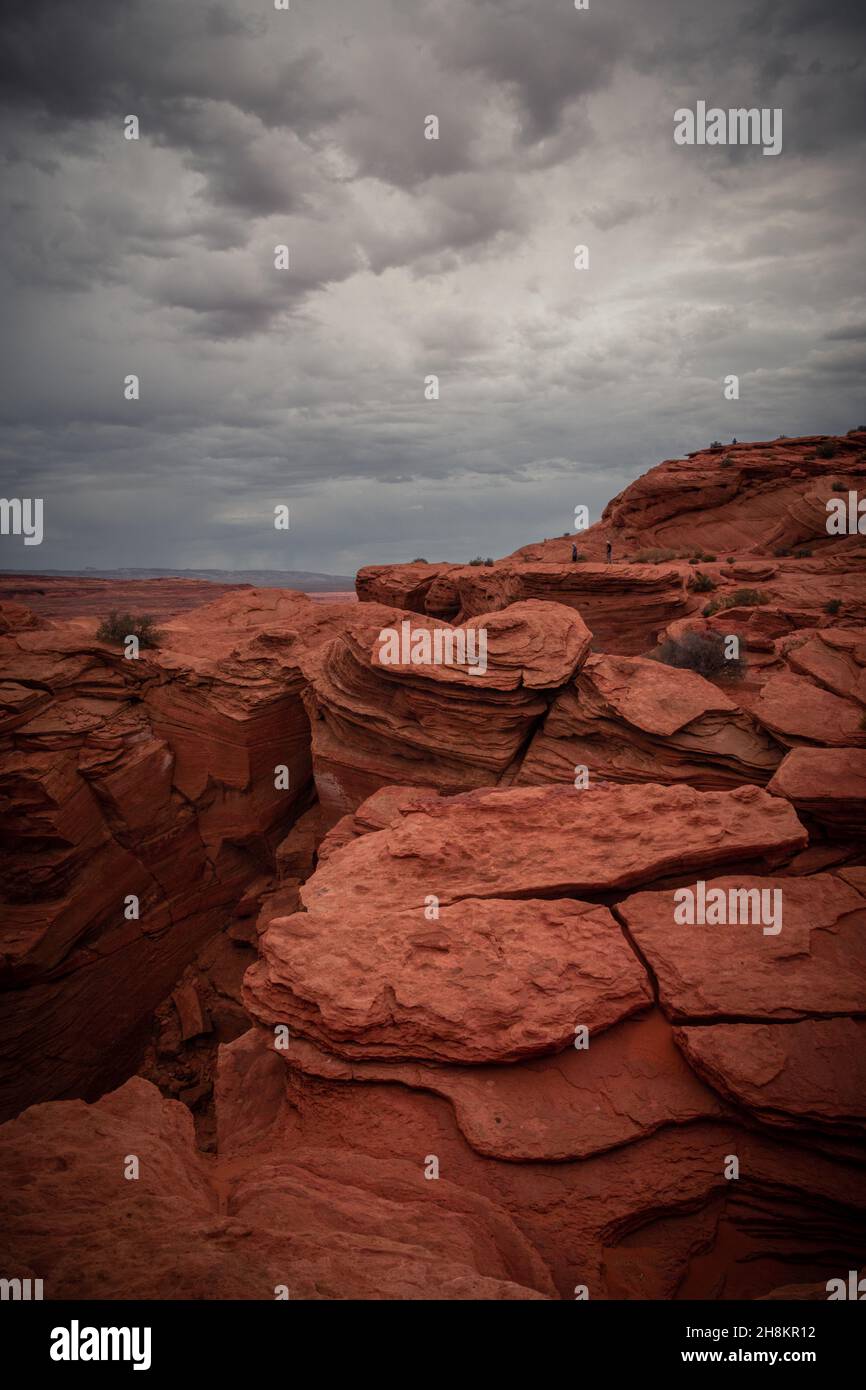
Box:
298, 600, 591, 815
2, 431, 866, 1302
0, 590, 353, 1119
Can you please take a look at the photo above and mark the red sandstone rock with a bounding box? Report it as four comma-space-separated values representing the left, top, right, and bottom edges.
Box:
767, 746, 866, 828
454, 562, 691, 654
619, 873, 866, 1020
4, 432, 866, 1305
216, 1028, 866, 1300
245, 894, 652, 1063
255, 1009, 724, 1161
512, 434, 866, 566
0, 589, 357, 1120
517, 653, 784, 789
299, 600, 591, 815
355, 561, 462, 616
751, 671, 866, 747
0, 1076, 552, 1299
245, 779, 806, 1065
784, 629, 866, 704
356, 438, 866, 659
293, 783, 806, 915
675, 1019, 866, 1136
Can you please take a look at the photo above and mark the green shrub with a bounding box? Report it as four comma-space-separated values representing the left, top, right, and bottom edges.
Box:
824, 599, 842, 615
703, 588, 769, 617
831, 480, 846, 491
657, 631, 744, 679
817, 442, 837, 459
468, 556, 484, 566
484, 558, 494, 566
689, 569, 716, 593
793, 547, 812, 558
774, 546, 791, 557
720, 455, 733, 466
96, 612, 162, 648
412, 557, 428, 563
729, 587, 770, 607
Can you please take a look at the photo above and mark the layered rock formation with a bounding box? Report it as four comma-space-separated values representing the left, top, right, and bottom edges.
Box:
0, 1075, 551, 1300
2, 431, 866, 1302
516, 653, 785, 789
0, 590, 353, 1120
299, 600, 591, 815
356, 434, 866, 649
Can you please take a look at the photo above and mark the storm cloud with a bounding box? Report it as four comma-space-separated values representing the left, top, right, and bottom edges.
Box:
0, 0, 864, 574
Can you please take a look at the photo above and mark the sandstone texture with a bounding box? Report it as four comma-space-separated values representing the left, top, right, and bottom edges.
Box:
517, 653, 784, 789
2, 432, 866, 1303
767, 746, 866, 827
299, 599, 591, 814
619, 873, 866, 1020
0, 589, 356, 1119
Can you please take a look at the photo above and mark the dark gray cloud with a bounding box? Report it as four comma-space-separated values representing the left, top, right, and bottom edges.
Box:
0, 0, 864, 575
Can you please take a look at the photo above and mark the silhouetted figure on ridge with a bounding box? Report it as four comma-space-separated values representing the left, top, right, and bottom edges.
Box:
571, 543, 578, 562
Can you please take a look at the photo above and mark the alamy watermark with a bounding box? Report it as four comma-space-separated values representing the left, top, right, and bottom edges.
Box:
826, 1271, 866, 1300
377, 619, 488, 675
826, 491, 865, 535
50, 1321, 152, 1371
674, 881, 782, 935
674, 102, 782, 156
0, 498, 43, 545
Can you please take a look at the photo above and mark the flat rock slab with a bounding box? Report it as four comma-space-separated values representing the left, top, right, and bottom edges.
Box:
301, 782, 807, 911
518, 653, 783, 789
752, 671, 866, 747
768, 746, 866, 827
675, 1019, 866, 1135
270, 1010, 724, 1160
245, 782, 807, 1062
786, 631, 866, 705
619, 873, 866, 1020
245, 896, 652, 1063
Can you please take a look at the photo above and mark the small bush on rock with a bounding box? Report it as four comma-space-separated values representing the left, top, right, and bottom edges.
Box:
688, 570, 716, 593
703, 587, 769, 617
657, 631, 744, 679
96, 612, 162, 648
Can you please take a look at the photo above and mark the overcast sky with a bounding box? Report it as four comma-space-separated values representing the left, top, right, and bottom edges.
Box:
1, 0, 864, 576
